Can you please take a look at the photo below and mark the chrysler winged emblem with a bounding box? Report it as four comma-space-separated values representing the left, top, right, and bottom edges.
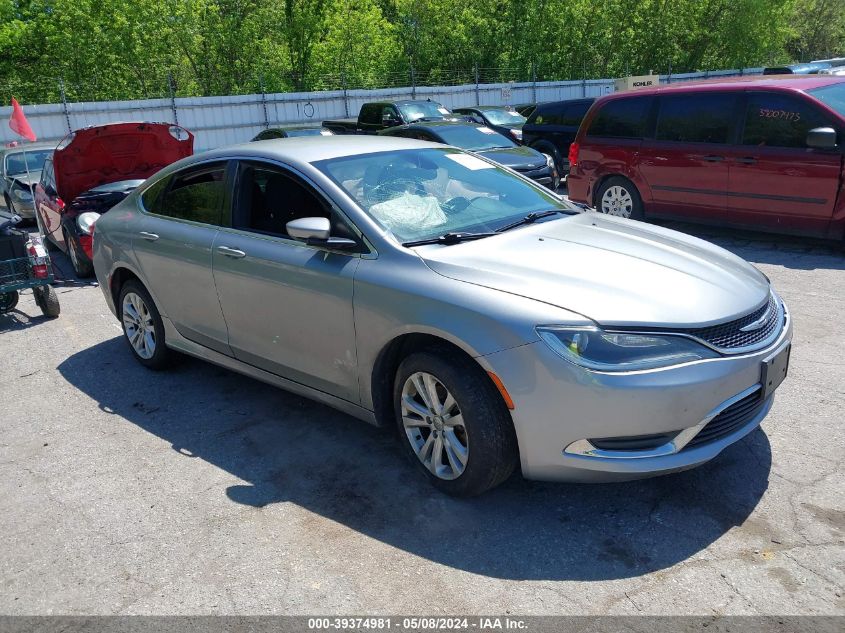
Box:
739, 303, 772, 332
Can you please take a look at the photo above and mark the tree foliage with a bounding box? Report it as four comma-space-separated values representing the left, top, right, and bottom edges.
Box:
0, 0, 840, 104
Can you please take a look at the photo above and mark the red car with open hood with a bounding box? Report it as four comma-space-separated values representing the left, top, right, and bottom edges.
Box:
35, 122, 193, 277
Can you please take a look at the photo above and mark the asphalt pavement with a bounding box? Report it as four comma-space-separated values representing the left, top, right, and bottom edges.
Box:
0, 217, 843, 615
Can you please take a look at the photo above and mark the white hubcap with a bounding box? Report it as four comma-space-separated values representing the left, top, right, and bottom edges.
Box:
401, 372, 469, 480
601, 185, 634, 218
122, 292, 156, 359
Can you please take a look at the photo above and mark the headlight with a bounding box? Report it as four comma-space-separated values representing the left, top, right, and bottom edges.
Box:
542, 153, 555, 170
510, 128, 523, 141
13, 187, 32, 201
536, 326, 719, 372
77, 211, 100, 235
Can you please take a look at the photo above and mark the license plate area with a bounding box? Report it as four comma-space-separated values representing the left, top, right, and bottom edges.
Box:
761, 343, 790, 400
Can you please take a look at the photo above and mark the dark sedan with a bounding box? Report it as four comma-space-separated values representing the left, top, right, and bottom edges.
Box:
252, 126, 333, 140
379, 121, 559, 189
452, 105, 527, 143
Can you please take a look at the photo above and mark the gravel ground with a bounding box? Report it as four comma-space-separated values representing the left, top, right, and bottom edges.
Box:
0, 217, 843, 616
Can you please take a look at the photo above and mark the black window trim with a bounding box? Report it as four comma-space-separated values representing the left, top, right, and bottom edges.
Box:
221, 158, 374, 257
137, 158, 234, 228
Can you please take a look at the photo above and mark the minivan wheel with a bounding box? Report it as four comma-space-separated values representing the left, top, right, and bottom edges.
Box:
118, 280, 171, 370
596, 177, 643, 220
393, 350, 518, 496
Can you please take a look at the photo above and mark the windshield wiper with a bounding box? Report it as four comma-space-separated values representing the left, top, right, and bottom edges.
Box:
402, 231, 497, 247
496, 209, 574, 233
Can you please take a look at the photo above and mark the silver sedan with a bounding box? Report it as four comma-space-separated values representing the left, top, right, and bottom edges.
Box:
92, 136, 792, 496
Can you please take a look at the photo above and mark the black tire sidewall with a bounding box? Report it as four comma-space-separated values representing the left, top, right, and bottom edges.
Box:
597, 177, 644, 220
393, 350, 518, 496
33, 285, 60, 318
64, 228, 93, 278
118, 280, 170, 370
0, 290, 19, 313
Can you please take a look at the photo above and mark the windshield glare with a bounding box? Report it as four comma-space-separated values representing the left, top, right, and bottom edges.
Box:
481, 108, 527, 126
4, 150, 52, 176
399, 102, 450, 122
315, 148, 569, 243
433, 125, 517, 151
809, 82, 845, 117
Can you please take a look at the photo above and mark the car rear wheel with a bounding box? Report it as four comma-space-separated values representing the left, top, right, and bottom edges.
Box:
64, 228, 94, 278
393, 350, 518, 496
596, 177, 643, 220
119, 280, 171, 370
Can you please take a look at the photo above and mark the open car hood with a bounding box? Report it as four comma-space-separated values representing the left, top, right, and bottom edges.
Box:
53, 122, 193, 203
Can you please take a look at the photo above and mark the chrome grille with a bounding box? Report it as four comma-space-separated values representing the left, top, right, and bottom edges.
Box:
682, 294, 780, 351
685, 389, 766, 449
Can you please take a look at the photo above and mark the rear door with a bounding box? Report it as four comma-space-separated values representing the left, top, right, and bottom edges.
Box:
132, 161, 234, 356
210, 160, 362, 402
727, 91, 843, 236
637, 92, 739, 222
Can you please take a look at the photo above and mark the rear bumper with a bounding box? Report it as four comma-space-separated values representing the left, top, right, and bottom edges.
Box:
566, 171, 590, 205
478, 307, 792, 482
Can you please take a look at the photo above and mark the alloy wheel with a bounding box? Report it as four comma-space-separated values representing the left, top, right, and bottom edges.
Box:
601, 185, 634, 218
122, 292, 156, 359
400, 371, 469, 480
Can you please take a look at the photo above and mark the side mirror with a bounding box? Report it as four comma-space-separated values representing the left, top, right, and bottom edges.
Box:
285, 217, 357, 250
382, 114, 399, 127
806, 126, 838, 149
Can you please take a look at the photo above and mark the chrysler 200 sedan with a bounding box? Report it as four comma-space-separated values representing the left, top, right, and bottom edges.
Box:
92, 136, 792, 496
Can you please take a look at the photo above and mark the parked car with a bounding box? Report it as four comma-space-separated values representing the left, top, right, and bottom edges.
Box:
452, 105, 527, 142
763, 62, 832, 75
522, 98, 594, 176
514, 103, 538, 118
1, 142, 56, 220
93, 135, 791, 496
567, 76, 845, 240
323, 100, 462, 134
379, 121, 559, 189
35, 122, 194, 277
252, 126, 333, 140
819, 67, 845, 76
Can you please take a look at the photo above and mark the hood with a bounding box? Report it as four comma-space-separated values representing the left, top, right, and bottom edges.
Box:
477, 145, 546, 170
53, 122, 193, 203
418, 212, 770, 328
10, 171, 42, 187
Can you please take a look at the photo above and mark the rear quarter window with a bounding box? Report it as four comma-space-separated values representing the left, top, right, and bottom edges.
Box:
586, 97, 652, 139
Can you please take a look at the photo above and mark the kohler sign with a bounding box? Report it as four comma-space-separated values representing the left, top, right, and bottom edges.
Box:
614, 74, 660, 92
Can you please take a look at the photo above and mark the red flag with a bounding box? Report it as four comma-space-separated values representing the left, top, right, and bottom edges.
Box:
9, 98, 37, 142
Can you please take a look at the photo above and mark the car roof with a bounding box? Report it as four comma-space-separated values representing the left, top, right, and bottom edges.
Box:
393, 121, 482, 132
533, 97, 595, 111
183, 135, 441, 168
604, 74, 845, 98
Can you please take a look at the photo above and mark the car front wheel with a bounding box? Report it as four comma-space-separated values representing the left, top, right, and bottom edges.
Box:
393, 350, 518, 496
119, 280, 171, 370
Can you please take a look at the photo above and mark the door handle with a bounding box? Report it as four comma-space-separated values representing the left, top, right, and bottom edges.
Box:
139, 231, 159, 241
700, 155, 725, 162
735, 157, 757, 165
217, 245, 246, 259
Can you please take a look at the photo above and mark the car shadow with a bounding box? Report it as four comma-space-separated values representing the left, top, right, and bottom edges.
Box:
58, 336, 772, 581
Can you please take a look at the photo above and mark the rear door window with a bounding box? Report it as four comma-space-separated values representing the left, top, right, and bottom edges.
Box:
742, 92, 830, 148
154, 162, 228, 225
656, 93, 737, 144
587, 97, 652, 139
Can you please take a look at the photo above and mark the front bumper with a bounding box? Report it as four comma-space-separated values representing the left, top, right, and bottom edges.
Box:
479, 308, 792, 482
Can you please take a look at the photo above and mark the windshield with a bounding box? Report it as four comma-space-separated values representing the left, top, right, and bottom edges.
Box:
398, 102, 451, 122
480, 109, 527, 126
4, 150, 52, 176
809, 82, 845, 117
432, 125, 517, 151
315, 148, 570, 243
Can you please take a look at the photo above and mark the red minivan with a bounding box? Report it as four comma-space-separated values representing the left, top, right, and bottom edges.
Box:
567, 76, 845, 240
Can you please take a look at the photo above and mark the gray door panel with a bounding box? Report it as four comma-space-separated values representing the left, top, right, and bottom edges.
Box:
211, 229, 360, 402
132, 215, 233, 356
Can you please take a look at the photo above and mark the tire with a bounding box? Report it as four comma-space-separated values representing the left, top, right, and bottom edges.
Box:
64, 228, 94, 278
0, 290, 19, 313
595, 176, 644, 220
33, 285, 60, 318
118, 280, 172, 370
393, 349, 518, 496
